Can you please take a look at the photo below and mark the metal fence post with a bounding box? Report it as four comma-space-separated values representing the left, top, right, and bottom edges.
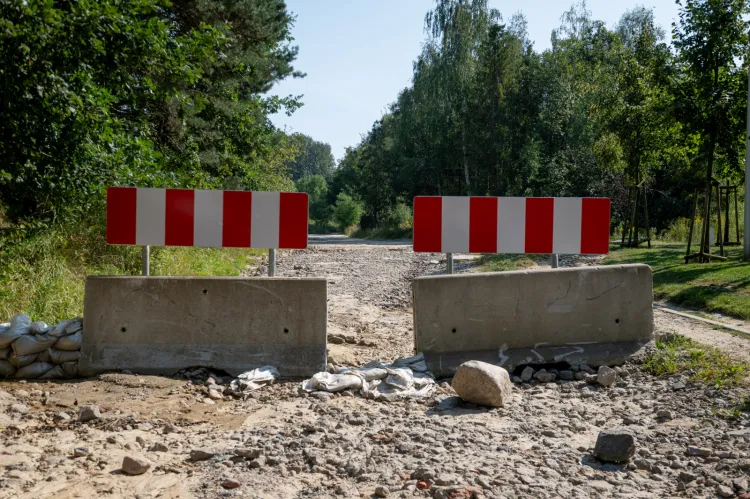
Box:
268, 248, 276, 277
141, 245, 150, 276
446, 253, 454, 274
550, 254, 559, 269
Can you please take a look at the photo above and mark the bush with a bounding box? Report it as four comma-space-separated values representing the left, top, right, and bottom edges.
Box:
333, 193, 363, 231
386, 202, 413, 229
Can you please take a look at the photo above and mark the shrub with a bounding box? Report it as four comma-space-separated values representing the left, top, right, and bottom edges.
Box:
333, 193, 363, 231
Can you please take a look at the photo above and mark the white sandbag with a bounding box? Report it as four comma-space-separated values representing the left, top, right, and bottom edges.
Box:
12, 333, 56, 356
15, 362, 53, 379
54, 330, 82, 351
301, 372, 363, 392
9, 352, 37, 367
49, 349, 80, 364
0, 314, 31, 348
29, 321, 49, 335
65, 319, 82, 335
0, 360, 16, 377
39, 365, 65, 379
61, 361, 78, 378
0, 347, 10, 360
229, 366, 279, 394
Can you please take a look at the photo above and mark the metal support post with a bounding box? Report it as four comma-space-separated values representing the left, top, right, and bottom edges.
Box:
268, 248, 276, 277
141, 245, 150, 276
550, 254, 559, 268
446, 253, 454, 274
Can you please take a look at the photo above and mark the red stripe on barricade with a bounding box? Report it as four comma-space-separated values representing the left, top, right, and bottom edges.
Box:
279, 192, 309, 249
106, 187, 137, 245
165, 189, 195, 246
580, 198, 610, 254
222, 191, 252, 247
413, 197, 442, 252
469, 197, 498, 253
525, 198, 554, 253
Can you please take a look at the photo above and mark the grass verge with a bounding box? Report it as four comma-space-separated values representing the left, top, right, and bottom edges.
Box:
0, 220, 261, 324
477, 254, 543, 272
643, 333, 746, 388
604, 242, 750, 320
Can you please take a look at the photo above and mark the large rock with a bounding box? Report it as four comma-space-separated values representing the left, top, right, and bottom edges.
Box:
596, 366, 617, 387
451, 361, 513, 408
121, 455, 151, 475
594, 429, 635, 463
78, 405, 101, 422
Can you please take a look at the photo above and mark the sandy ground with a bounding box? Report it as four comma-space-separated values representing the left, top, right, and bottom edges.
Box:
0, 236, 749, 498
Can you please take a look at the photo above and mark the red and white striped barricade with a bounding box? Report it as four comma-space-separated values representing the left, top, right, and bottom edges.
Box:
413, 196, 610, 260
106, 187, 308, 275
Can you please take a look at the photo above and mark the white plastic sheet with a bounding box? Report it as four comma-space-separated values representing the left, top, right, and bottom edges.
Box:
229, 366, 279, 394
301, 353, 436, 401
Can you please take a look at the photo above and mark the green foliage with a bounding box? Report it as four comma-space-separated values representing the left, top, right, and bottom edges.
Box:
643, 333, 746, 387
479, 254, 541, 272
297, 175, 331, 224
286, 134, 335, 181
332, 193, 363, 231
0, 0, 301, 224
386, 202, 413, 229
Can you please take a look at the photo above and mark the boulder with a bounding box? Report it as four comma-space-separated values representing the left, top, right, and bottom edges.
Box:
597, 366, 617, 387
122, 455, 151, 475
594, 429, 635, 463
451, 361, 512, 408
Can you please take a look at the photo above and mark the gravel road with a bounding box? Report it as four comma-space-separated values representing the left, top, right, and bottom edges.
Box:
0, 236, 749, 499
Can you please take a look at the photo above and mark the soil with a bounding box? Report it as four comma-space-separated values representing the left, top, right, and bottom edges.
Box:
1, 235, 749, 499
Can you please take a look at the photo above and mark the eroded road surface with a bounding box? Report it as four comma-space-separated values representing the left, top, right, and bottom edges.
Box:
0, 237, 749, 499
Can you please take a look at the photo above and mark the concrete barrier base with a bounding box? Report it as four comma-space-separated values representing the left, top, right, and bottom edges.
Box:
80, 276, 327, 377
413, 264, 653, 377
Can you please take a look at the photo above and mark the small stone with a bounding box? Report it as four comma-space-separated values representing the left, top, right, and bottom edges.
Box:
54, 411, 70, 421
679, 471, 697, 482
15, 389, 29, 398
584, 374, 598, 383
536, 372, 556, 383
73, 447, 89, 457
511, 376, 522, 383
249, 456, 266, 469
594, 428, 635, 463
656, 409, 673, 420
10, 404, 28, 414
520, 366, 534, 381
686, 446, 712, 457
558, 370, 574, 381
374, 485, 390, 497
190, 449, 215, 461
672, 381, 686, 391
222, 479, 241, 489
579, 364, 595, 374
717, 485, 735, 498
310, 392, 333, 402
574, 372, 587, 380
596, 366, 617, 387
149, 442, 169, 452
208, 389, 223, 401
121, 455, 151, 475
451, 360, 513, 408
78, 405, 101, 423
162, 423, 178, 434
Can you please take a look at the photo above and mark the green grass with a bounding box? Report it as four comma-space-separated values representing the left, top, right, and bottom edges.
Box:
603, 242, 750, 320
478, 254, 541, 272
644, 333, 746, 388
0, 221, 261, 324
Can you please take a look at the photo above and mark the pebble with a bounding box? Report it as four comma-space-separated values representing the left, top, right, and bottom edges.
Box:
77, 405, 101, 423
374, 485, 389, 497
222, 479, 241, 489
190, 449, 216, 461
717, 485, 735, 498
208, 389, 223, 400
596, 366, 617, 387
686, 446, 713, 457
121, 455, 151, 475
54, 411, 70, 421
73, 447, 89, 457
520, 366, 534, 381
656, 409, 673, 420
149, 442, 169, 452
10, 403, 28, 414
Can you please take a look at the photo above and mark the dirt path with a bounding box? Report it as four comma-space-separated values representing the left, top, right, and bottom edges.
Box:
1, 238, 750, 498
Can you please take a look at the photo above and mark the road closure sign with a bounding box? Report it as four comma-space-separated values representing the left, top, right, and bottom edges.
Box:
413, 196, 610, 255
106, 187, 308, 249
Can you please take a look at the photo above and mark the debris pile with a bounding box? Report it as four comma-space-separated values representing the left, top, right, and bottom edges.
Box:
302, 354, 436, 401
0, 313, 82, 379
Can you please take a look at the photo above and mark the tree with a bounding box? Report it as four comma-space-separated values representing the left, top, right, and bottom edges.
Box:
297, 175, 330, 224
286, 134, 335, 181
333, 193, 362, 231
672, 0, 750, 255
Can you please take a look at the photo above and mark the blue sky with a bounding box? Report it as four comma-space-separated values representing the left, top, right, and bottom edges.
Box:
270, 0, 681, 160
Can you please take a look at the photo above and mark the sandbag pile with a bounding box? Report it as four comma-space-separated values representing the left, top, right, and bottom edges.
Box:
0, 314, 82, 379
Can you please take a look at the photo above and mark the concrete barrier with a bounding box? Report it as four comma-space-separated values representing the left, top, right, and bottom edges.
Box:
412, 264, 653, 376
79, 276, 326, 377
